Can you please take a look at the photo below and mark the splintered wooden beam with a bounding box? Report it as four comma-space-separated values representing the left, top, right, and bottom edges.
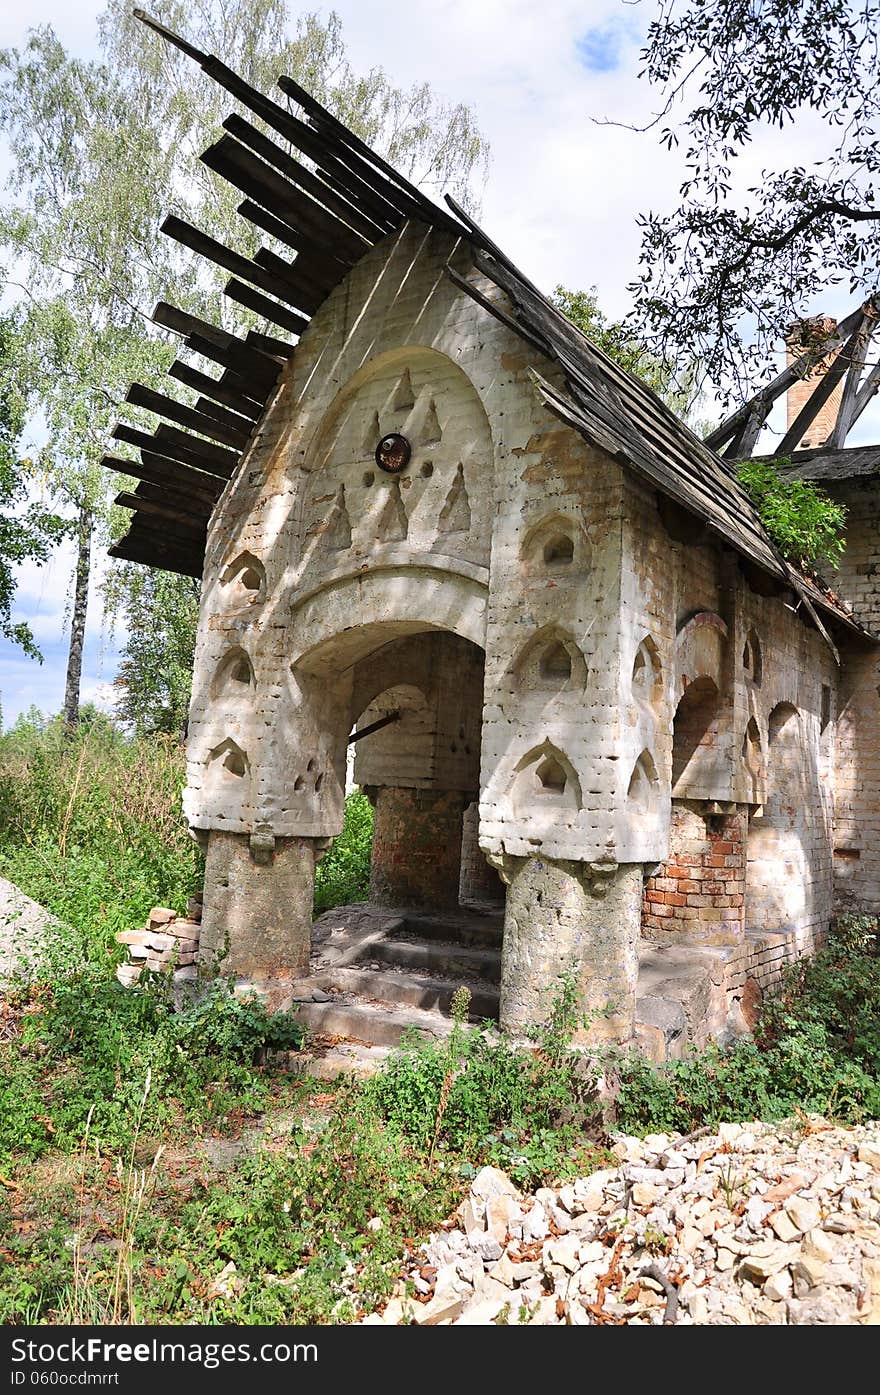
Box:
276, 72, 467, 238
235, 198, 350, 279
101, 453, 223, 505
222, 114, 388, 245
154, 422, 241, 473
705, 305, 866, 450
776, 313, 871, 456
200, 136, 369, 265
246, 329, 295, 359
121, 476, 215, 516
167, 360, 263, 418
223, 278, 309, 337
110, 425, 234, 479
152, 301, 235, 349
183, 328, 281, 388
115, 491, 211, 526
125, 383, 251, 450
160, 216, 317, 318
109, 533, 204, 579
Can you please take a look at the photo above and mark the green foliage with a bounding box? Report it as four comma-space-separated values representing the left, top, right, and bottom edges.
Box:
736, 456, 847, 572
615, 916, 880, 1133
102, 566, 201, 736
630, 1, 880, 394
372, 971, 605, 1188
0, 316, 68, 657
0, 710, 201, 957
313, 789, 374, 913
0, 971, 303, 1164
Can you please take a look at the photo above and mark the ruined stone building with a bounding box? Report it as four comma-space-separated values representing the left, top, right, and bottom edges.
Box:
107, 15, 880, 1059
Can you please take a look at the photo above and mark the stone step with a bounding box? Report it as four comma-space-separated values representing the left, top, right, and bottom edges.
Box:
283, 1040, 394, 1080
397, 912, 503, 949
356, 936, 502, 984
316, 965, 499, 1020
291, 997, 455, 1048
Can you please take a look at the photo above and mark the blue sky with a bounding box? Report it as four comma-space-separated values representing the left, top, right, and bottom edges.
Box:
1, 0, 878, 728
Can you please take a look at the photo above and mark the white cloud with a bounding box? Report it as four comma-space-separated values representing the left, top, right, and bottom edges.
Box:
0, 0, 876, 733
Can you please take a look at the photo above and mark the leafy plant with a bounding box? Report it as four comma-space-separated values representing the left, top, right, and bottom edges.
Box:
736, 456, 846, 572
313, 789, 374, 913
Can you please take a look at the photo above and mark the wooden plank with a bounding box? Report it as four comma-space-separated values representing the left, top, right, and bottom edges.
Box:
154, 422, 241, 474
200, 136, 369, 265
152, 301, 235, 349
446, 266, 549, 358
223, 278, 309, 337
127, 477, 215, 515
234, 99, 404, 232
252, 248, 328, 310
235, 198, 350, 280
223, 114, 388, 244
184, 332, 281, 391
109, 535, 204, 579
277, 73, 467, 237
193, 394, 256, 438
245, 330, 295, 359
168, 360, 262, 417
160, 215, 316, 317
110, 426, 233, 480
115, 491, 210, 526
125, 383, 251, 450
119, 511, 208, 546
101, 452, 221, 503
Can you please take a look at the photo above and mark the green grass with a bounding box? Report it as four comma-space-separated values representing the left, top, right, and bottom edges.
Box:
0, 715, 878, 1324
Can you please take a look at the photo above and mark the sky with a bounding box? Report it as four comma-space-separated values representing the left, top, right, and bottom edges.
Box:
0, 0, 877, 729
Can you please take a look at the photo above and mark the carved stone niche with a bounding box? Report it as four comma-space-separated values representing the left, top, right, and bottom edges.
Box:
520, 513, 591, 580
631, 635, 662, 712
219, 550, 266, 609
509, 625, 588, 695
211, 647, 255, 702
627, 749, 660, 815
510, 740, 583, 829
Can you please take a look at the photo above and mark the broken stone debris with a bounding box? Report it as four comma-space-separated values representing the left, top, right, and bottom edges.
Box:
115, 901, 202, 985
363, 1121, 880, 1326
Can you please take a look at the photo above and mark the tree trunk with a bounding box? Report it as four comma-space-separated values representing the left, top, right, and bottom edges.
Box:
63, 504, 93, 731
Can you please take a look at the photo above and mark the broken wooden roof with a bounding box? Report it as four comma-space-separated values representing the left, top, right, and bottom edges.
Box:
772, 443, 880, 483
105, 10, 872, 643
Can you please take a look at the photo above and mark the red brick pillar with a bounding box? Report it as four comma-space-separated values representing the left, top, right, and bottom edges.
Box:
459, 802, 505, 904
370, 786, 467, 910
642, 803, 747, 945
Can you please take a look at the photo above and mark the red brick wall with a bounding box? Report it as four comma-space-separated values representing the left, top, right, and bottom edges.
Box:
642, 802, 746, 945
370, 785, 466, 910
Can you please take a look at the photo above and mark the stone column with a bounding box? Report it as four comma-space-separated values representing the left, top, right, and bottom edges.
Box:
459, 801, 505, 904
369, 786, 466, 910
198, 829, 320, 982
499, 856, 643, 1044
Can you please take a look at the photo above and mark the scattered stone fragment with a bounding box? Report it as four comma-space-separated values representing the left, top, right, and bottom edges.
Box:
368, 1120, 880, 1327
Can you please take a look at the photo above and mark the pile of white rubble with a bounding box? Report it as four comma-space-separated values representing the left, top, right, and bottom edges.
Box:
366, 1119, 880, 1325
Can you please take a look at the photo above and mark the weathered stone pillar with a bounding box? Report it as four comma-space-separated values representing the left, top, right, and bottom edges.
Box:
198, 829, 320, 981
459, 801, 505, 904
499, 856, 643, 1044
369, 786, 466, 910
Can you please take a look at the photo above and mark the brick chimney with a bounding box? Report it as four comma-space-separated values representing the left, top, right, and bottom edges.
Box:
785, 315, 844, 449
